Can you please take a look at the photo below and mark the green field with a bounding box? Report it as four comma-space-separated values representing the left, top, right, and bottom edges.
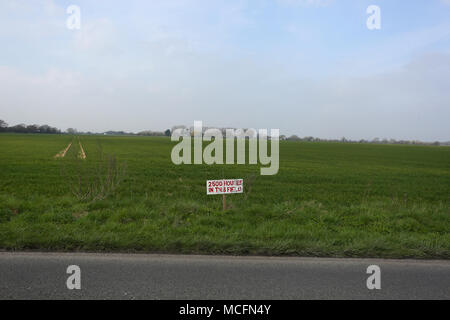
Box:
0, 133, 449, 258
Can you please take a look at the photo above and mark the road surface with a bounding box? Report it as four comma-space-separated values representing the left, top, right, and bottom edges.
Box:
0, 252, 448, 299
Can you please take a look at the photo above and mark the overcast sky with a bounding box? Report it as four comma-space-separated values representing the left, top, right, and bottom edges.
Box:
1, 0, 449, 141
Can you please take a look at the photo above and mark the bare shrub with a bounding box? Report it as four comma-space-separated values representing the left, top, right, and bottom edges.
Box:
60, 142, 127, 201
243, 173, 258, 200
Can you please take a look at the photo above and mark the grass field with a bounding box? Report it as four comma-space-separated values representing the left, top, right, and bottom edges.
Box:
0, 133, 449, 258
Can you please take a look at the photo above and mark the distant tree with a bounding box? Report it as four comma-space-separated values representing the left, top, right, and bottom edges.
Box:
0, 119, 7, 132
39, 125, 51, 133
67, 128, 77, 134
164, 129, 171, 137
104, 130, 135, 136
287, 135, 301, 141
10, 124, 27, 133
137, 130, 165, 136
26, 124, 40, 133
171, 125, 191, 137
50, 126, 61, 134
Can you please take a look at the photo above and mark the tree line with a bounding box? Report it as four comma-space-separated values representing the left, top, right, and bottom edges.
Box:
0, 119, 172, 137
0, 120, 61, 134
281, 135, 447, 146
1, 119, 447, 146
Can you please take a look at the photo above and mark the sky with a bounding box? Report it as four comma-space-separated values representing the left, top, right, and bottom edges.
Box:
0, 0, 449, 141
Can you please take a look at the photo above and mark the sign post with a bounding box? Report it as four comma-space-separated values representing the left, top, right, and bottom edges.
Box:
206, 179, 244, 211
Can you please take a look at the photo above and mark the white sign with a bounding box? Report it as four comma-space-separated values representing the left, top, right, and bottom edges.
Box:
207, 179, 244, 195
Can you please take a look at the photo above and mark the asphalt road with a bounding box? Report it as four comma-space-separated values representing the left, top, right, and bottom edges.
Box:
0, 252, 448, 300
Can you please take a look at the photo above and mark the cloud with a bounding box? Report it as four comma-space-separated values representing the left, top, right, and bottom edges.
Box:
280, 53, 450, 141
72, 18, 117, 53
0, 1, 449, 141
0, 66, 82, 128
1, 49, 449, 141
0, 0, 65, 38
335, 22, 450, 76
